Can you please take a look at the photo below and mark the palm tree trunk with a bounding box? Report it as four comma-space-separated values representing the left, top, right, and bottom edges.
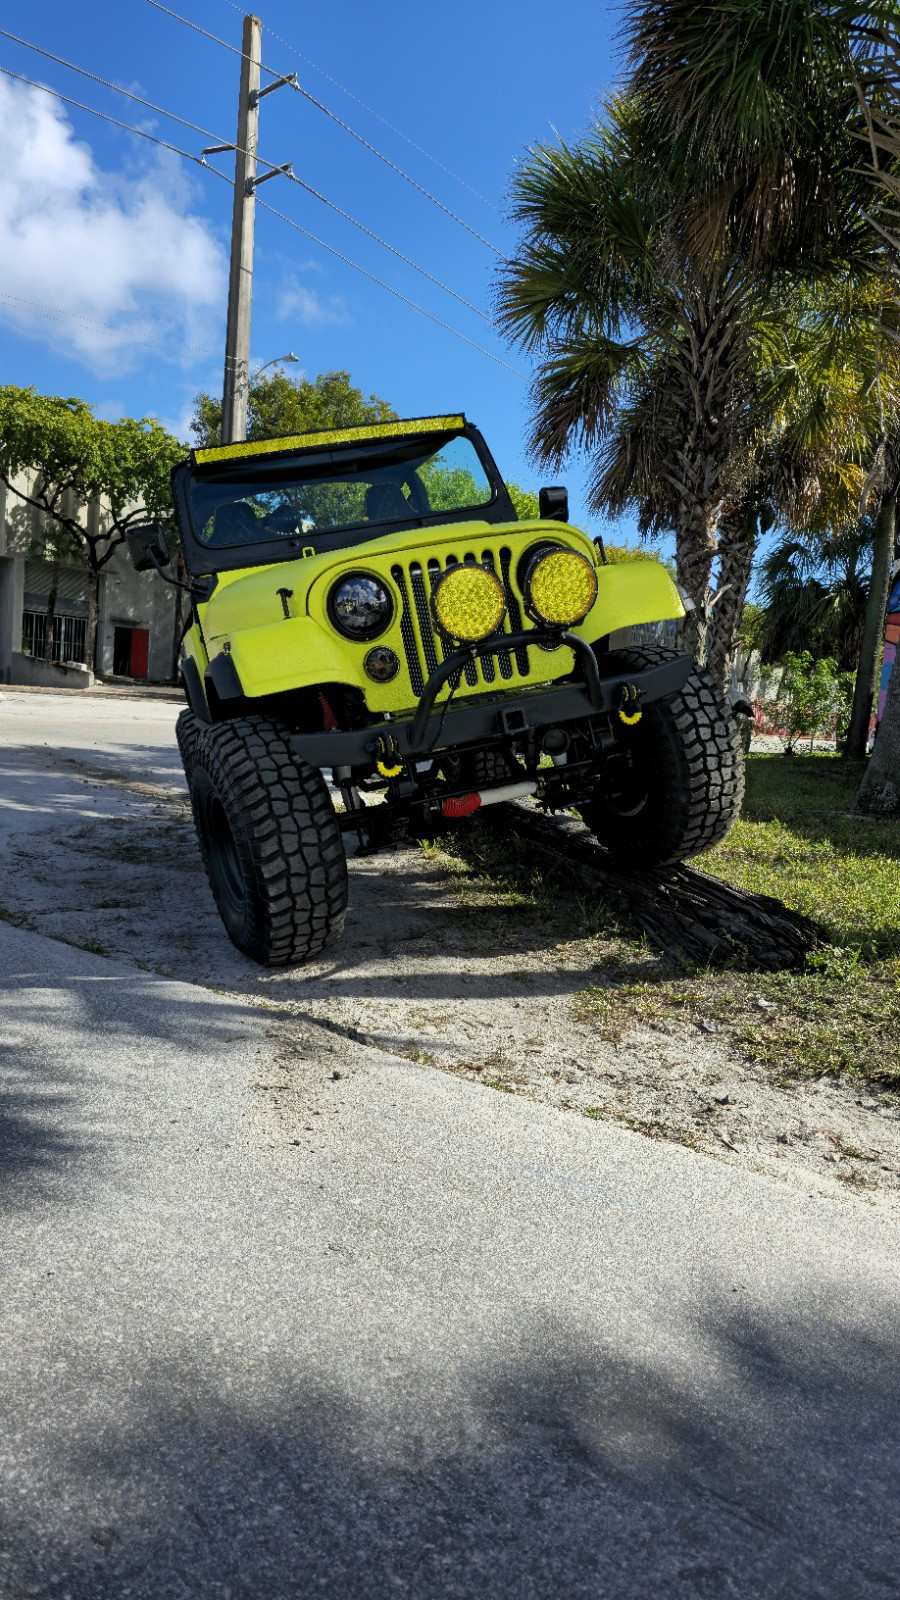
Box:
675, 504, 718, 659
707, 503, 757, 690
844, 494, 895, 760
852, 633, 900, 817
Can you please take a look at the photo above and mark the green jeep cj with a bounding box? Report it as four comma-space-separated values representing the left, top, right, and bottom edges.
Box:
129, 413, 743, 966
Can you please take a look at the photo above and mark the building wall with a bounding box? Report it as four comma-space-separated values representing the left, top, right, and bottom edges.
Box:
0, 469, 180, 683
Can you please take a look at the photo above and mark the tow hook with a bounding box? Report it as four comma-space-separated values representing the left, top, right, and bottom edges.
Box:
617, 683, 643, 726
373, 731, 404, 778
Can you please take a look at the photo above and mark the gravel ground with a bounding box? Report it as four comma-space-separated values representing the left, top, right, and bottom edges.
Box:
1, 688, 896, 1221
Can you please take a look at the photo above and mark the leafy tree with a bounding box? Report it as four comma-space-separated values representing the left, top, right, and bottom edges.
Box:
760, 650, 855, 752
736, 601, 768, 654
506, 483, 540, 521
191, 368, 396, 447
24, 518, 80, 660
0, 386, 185, 671
605, 542, 669, 566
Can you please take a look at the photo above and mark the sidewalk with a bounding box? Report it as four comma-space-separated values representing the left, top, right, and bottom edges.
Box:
1, 680, 183, 704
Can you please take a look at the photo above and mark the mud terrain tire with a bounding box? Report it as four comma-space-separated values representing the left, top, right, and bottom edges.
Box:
189, 716, 348, 966
581, 646, 744, 867
175, 708, 200, 781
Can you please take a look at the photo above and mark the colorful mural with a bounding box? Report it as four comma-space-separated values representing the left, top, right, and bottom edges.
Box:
877, 567, 900, 726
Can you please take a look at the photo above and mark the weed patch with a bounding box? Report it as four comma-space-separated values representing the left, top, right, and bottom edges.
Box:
435, 757, 900, 1088
574, 757, 900, 1086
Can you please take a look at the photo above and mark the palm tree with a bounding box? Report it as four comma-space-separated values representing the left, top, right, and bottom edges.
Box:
623, 0, 900, 803
498, 99, 780, 667
624, 0, 889, 269
500, 89, 900, 689
757, 523, 873, 669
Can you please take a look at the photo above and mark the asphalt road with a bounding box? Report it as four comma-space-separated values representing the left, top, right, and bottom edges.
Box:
1, 689, 898, 1598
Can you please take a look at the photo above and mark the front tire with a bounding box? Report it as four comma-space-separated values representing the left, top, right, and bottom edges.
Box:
581, 646, 744, 867
175, 707, 200, 782
190, 716, 348, 966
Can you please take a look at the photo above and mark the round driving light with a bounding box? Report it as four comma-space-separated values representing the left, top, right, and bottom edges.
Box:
364, 645, 400, 683
527, 547, 598, 626
432, 564, 506, 643
329, 573, 393, 639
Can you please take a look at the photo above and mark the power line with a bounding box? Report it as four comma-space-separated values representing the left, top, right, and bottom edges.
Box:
0, 291, 220, 357
0, 63, 209, 163
0, 26, 231, 151
214, 0, 499, 212
254, 197, 525, 376
0, 26, 494, 323
0, 66, 524, 378
285, 173, 492, 323
144, 0, 508, 258
288, 81, 508, 260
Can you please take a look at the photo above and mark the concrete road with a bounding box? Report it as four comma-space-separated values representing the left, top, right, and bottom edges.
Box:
1, 689, 899, 1598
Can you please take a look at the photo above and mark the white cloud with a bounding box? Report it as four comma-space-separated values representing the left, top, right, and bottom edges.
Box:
276, 278, 351, 329
0, 76, 226, 373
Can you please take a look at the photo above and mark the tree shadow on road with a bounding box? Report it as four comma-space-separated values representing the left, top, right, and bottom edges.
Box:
0, 1296, 897, 1600
0, 934, 262, 1206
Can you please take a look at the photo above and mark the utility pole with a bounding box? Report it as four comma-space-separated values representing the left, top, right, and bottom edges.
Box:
221, 14, 261, 446
218, 17, 296, 444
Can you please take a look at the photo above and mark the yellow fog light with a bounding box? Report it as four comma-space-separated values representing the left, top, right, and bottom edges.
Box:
527, 547, 598, 626
432, 564, 506, 642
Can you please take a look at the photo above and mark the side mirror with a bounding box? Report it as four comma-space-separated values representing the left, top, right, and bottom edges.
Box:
539, 486, 569, 523
127, 523, 171, 572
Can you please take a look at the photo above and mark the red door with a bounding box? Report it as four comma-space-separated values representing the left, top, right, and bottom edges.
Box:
129, 628, 150, 678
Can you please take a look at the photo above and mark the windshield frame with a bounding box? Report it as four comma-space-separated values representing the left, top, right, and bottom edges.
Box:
172, 422, 518, 577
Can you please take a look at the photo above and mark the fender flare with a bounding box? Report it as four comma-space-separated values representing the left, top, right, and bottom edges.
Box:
181, 655, 211, 724
205, 650, 244, 707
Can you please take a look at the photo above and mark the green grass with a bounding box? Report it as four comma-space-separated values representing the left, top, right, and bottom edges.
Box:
434, 755, 900, 1091
576, 755, 900, 1089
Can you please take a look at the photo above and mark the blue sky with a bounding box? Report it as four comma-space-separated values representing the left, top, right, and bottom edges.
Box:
0, 0, 647, 546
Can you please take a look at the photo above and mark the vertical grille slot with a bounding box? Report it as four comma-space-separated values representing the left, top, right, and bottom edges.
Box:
477, 550, 496, 681
409, 561, 440, 679
499, 547, 530, 675
391, 563, 424, 695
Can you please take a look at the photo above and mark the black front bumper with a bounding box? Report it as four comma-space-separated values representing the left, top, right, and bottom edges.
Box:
288, 644, 693, 769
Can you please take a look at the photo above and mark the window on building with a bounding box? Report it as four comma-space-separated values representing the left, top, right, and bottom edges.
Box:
22, 612, 88, 664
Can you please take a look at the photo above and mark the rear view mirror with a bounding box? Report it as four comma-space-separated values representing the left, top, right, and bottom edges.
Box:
539, 486, 569, 523
127, 523, 171, 572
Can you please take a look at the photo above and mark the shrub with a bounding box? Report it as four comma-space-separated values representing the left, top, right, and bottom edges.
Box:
759, 650, 854, 752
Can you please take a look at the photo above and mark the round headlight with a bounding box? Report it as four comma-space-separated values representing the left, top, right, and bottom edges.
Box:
525, 547, 598, 626
329, 573, 393, 639
432, 563, 507, 643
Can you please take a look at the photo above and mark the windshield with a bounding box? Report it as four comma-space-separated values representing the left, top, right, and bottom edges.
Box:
188, 432, 494, 552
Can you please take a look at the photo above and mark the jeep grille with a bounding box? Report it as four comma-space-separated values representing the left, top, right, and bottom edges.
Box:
390, 547, 531, 696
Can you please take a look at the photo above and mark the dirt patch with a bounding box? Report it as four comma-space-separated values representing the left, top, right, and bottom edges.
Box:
3, 750, 897, 1220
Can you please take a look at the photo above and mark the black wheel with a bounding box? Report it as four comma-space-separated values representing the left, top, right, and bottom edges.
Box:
581, 646, 744, 867
175, 708, 200, 782
189, 716, 348, 966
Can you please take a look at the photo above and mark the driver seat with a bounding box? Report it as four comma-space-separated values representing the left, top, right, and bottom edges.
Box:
364, 483, 411, 522
214, 501, 258, 545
